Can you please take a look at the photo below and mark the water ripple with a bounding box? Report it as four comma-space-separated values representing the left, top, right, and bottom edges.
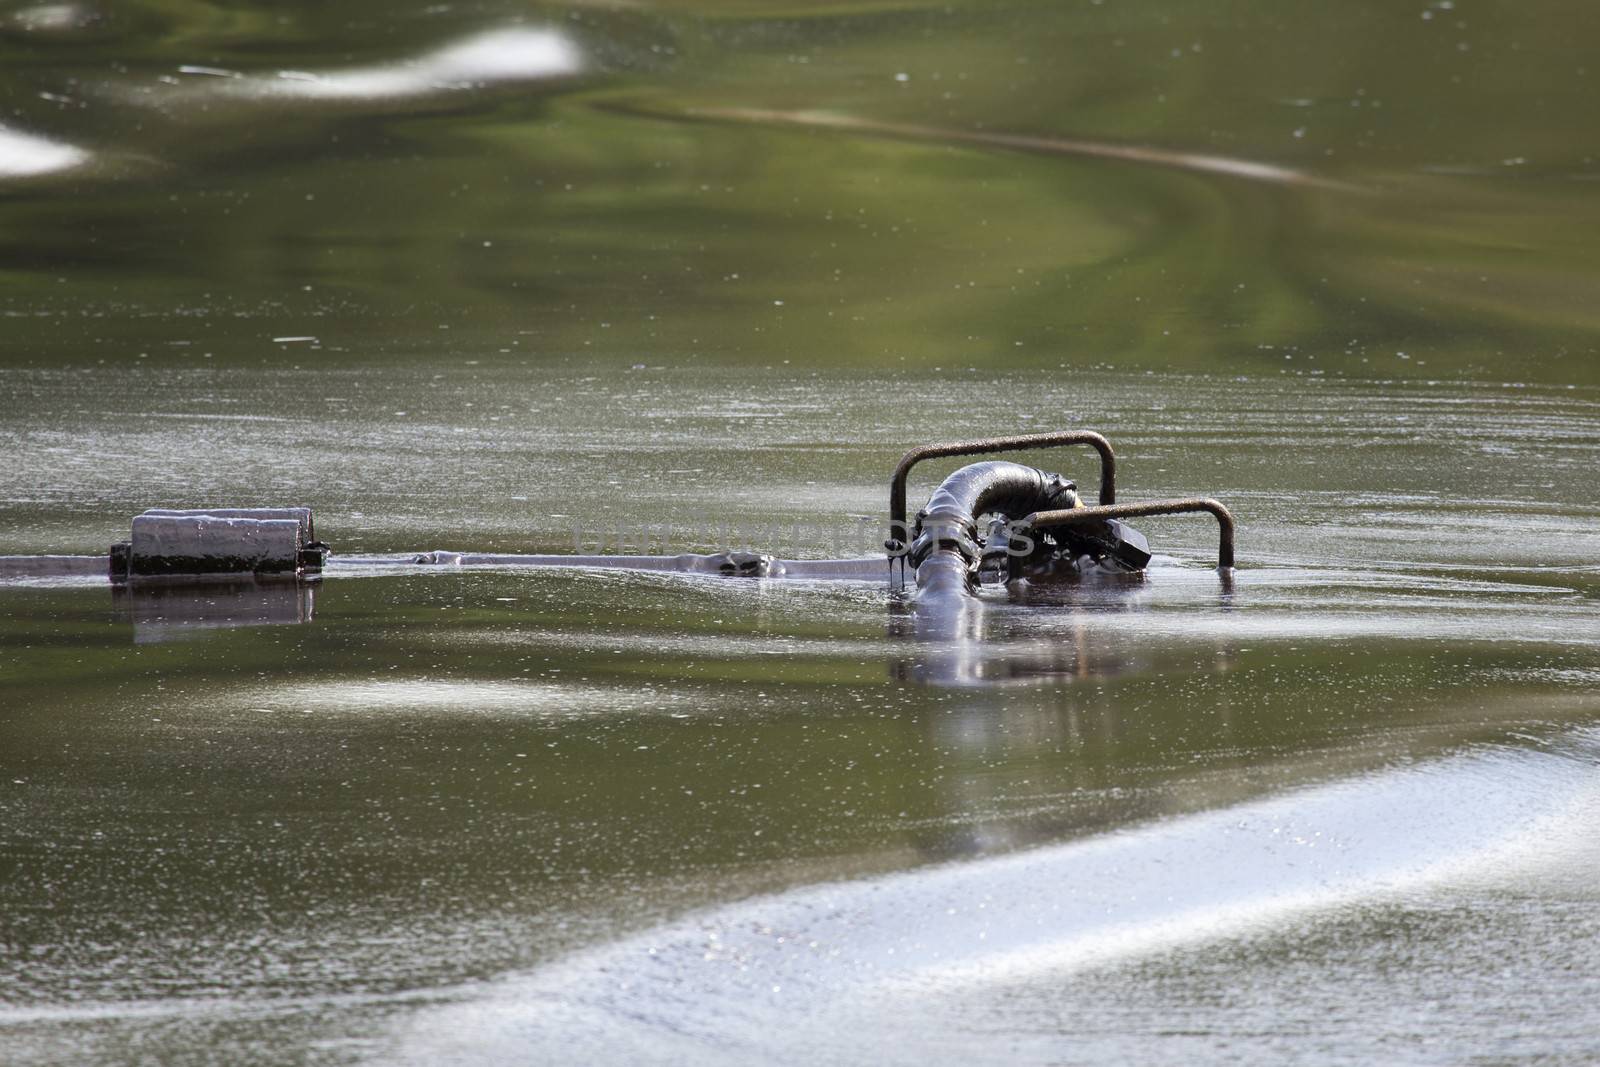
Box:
378, 732, 1600, 1065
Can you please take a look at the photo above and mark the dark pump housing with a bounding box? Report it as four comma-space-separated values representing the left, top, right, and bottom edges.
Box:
109, 507, 329, 582
885, 430, 1234, 591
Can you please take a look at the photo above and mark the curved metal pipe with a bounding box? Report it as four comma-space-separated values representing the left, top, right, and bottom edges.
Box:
1021, 498, 1236, 570
919, 461, 1079, 530
897, 461, 1081, 597
887, 431, 1116, 550
905, 460, 1080, 574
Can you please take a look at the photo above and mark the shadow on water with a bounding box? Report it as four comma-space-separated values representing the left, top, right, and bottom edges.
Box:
4, 4, 1600, 376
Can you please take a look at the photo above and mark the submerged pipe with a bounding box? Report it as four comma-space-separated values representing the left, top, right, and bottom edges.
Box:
336, 550, 887, 580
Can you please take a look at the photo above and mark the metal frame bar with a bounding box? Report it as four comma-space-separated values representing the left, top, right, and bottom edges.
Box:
1021, 498, 1236, 569
887, 431, 1117, 551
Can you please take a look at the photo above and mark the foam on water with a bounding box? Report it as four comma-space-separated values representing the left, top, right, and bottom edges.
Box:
207, 28, 581, 102
231, 677, 711, 718
377, 731, 1600, 1065
0, 124, 88, 177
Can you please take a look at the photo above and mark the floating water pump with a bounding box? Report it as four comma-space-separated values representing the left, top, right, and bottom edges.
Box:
884, 430, 1234, 591
108, 507, 328, 582
0, 430, 1233, 602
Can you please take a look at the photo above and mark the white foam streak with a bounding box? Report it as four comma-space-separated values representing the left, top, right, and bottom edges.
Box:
695, 108, 1346, 191
226, 28, 581, 101
0, 124, 89, 177
230, 677, 707, 719
379, 734, 1600, 1064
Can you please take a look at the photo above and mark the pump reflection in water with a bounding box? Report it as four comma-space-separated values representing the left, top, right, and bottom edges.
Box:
889, 601, 1158, 689
113, 579, 316, 644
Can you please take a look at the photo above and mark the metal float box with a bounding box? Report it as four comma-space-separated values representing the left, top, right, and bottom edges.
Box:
109, 507, 327, 582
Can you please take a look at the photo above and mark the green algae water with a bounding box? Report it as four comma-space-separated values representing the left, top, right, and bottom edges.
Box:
4, 2, 1600, 1064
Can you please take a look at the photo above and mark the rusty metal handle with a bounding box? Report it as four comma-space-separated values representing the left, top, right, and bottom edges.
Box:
888, 431, 1116, 546
1023, 498, 1235, 569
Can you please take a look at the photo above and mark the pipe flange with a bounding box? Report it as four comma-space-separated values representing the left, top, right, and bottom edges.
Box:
908, 521, 981, 571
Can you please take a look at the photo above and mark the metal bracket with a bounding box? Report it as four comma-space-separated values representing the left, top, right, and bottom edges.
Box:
1020, 498, 1236, 570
